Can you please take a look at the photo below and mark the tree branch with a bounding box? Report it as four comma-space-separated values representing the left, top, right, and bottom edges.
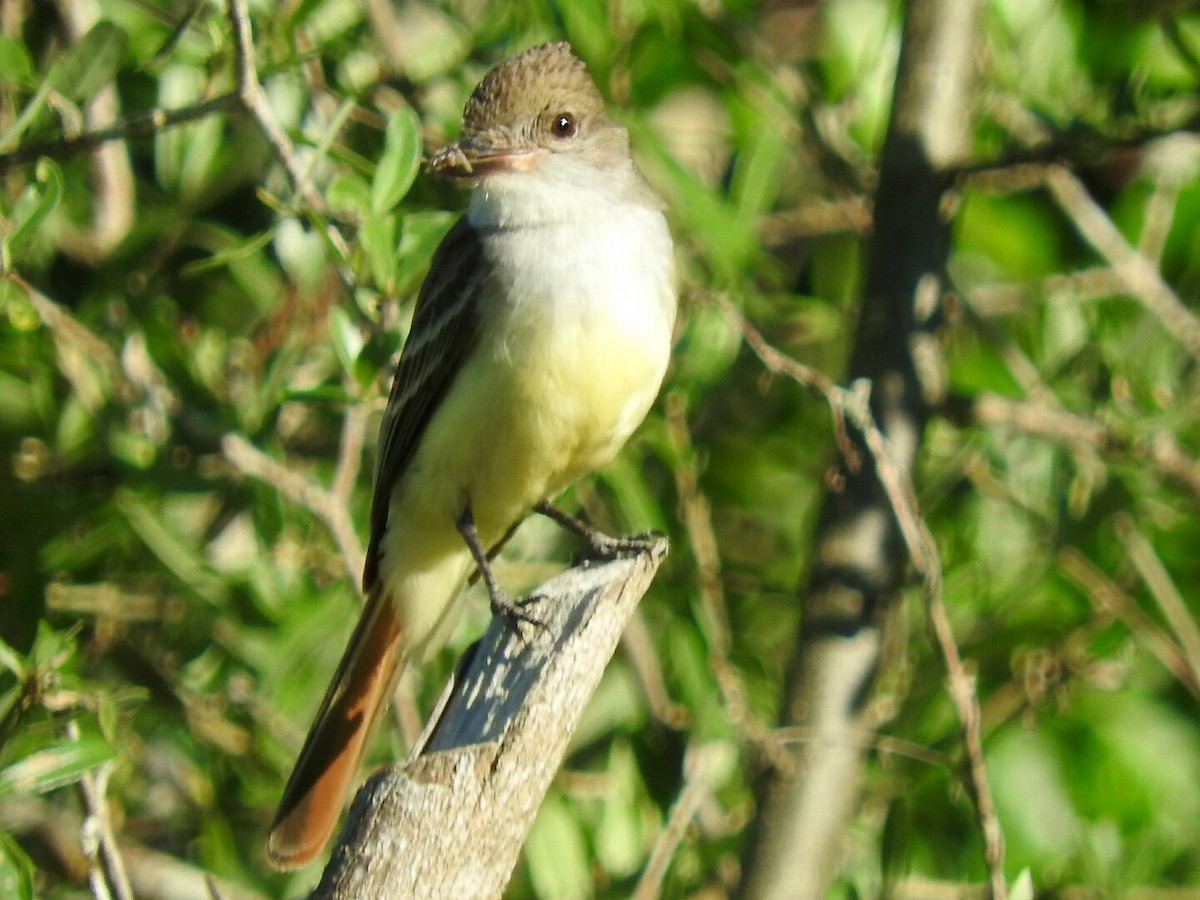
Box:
310, 538, 668, 899
737, 2, 990, 898
222, 425, 366, 591
1044, 165, 1200, 359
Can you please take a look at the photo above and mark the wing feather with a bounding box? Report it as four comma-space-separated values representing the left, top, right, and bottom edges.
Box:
363, 217, 488, 590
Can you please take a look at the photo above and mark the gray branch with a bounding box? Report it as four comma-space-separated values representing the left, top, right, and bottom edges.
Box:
309, 538, 668, 900
738, 1, 984, 898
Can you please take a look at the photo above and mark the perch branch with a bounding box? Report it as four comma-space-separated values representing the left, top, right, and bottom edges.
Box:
309, 538, 667, 899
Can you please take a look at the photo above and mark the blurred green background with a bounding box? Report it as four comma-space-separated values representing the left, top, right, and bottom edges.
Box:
2, 0, 1200, 897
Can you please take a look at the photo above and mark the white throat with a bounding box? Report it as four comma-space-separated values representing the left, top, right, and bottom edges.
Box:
466, 155, 676, 343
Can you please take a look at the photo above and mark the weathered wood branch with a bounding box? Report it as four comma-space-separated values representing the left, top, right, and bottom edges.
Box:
309, 537, 668, 900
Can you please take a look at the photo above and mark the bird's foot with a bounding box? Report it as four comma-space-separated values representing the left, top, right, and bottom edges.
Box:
535, 501, 657, 561
489, 588, 548, 641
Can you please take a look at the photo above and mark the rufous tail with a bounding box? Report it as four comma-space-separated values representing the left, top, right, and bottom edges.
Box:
266, 588, 407, 869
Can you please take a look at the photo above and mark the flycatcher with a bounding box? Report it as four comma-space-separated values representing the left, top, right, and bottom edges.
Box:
266, 42, 677, 868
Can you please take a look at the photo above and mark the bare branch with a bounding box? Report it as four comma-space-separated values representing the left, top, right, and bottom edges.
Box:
227, 0, 318, 213
67, 721, 133, 900
737, 3, 996, 895
846, 389, 1006, 900
0, 94, 239, 173
759, 195, 873, 245
225, 0, 352, 267
621, 609, 690, 729
735, 311, 1007, 898
221, 432, 365, 588
0, 794, 268, 900
310, 539, 668, 899
950, 392, 1200, 506
631, 743, 723, 900
1114, 515, 1200, 692
1058, 549, 1200, 700
1044, 166, 1200, 359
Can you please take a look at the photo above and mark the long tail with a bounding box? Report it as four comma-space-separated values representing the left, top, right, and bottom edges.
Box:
266, 587, 407, 869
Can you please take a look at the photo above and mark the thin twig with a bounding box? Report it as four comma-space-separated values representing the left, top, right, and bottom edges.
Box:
770, 725, 947, 769
221, 433, 364, 588
966, 266, 1131, 317
738, 316, 1008, 899
620, 610, 690, 729
954, 113, 1200, 184
1145, 433, 1200, 502
759, 195, 873, 245
327, 402, 370, 587
728, 299, 862, 471
1044, 165, 1200, 359
968, 392, 1108, 449
664, 389, 776, 754
1057, 548, 1200, 700
0, 793, 270, 900
225, 0, 352, 267
859, 416, 1005, 900
956, 391, 1200, 505
227, 0, 318, 212
67, 722, 133, 900
1114, 515, 1200, 691
7, 272, 122, 413
631, 744, 721, 900
0, 94, 239, 172
664, 391, 731, 657
332, 399, 369, 502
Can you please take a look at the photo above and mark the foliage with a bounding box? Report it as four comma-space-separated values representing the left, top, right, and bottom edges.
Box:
1, 0, 1199, 897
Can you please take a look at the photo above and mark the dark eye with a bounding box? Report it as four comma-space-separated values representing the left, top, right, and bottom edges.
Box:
550, 112, 577, 139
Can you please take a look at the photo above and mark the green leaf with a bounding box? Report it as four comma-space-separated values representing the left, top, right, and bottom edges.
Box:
1010, 870, 1036, 900
371, 105, 422, 214
180, 228, 275, 278
524, 792, 591, 900
4, 159, 63, 261
0, 829, 34, 900
0, 636, 24, 680
115, 490, 229, 606
45, 21, 128, 106
361, 213, 398, 291
31, 621, 78, 672
0, 21, 126, 148
594, 740, 646, 877
0, 734, 116, 796
0, 36, 34, 87
272, 218, 326, 294
329, 305, 365, 378
328, 172, 373, 218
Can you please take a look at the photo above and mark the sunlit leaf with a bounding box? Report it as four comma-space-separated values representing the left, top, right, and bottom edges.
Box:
0, 735, 116, 796
372, 105, 423, 214
328, 172, 373, 218
329, 305, 364, 378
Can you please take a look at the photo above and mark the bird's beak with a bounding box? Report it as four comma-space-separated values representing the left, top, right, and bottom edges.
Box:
429, 141, 547, 178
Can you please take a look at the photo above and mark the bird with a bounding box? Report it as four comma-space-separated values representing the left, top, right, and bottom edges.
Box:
265, 41, 677, 869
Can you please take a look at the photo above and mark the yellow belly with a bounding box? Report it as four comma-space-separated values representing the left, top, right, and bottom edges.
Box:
375, 297, 669, 657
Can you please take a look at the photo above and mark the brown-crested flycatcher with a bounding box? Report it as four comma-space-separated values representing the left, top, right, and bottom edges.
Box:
266, 42, 677, 868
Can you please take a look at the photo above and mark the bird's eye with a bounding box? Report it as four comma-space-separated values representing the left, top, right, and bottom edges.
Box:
550, 112, 577, 139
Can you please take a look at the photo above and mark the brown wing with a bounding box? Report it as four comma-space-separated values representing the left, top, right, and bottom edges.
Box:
362, 216, 489, 591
